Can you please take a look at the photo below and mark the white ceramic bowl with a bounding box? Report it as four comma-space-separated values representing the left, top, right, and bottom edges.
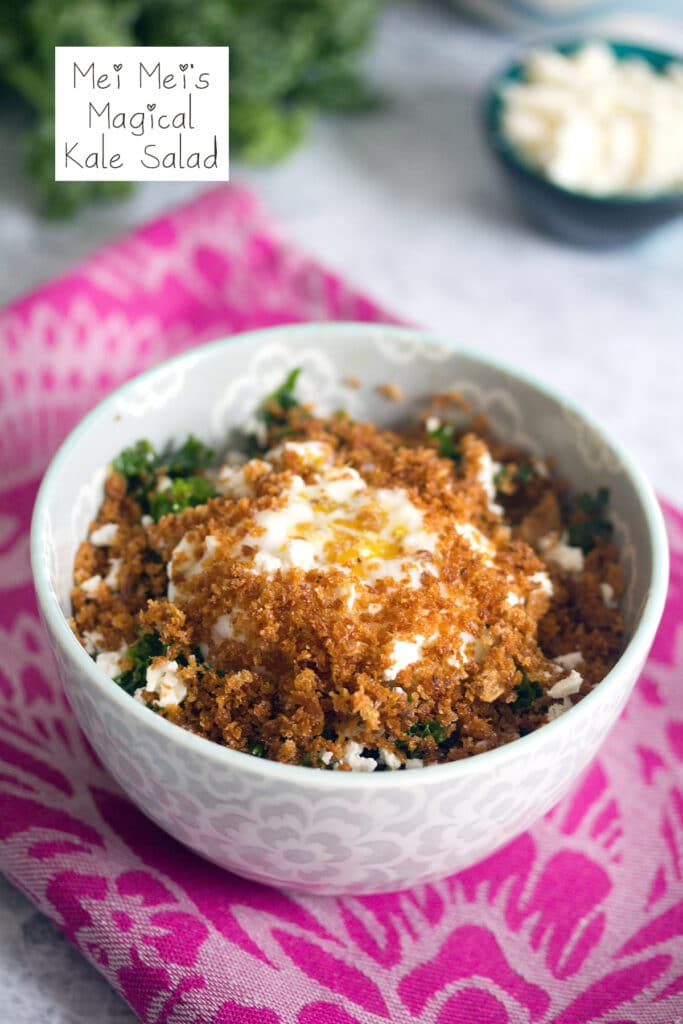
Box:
31, 324, 668, 895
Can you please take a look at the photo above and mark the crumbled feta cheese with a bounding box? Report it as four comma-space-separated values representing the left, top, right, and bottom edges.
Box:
253, 550, 284, 574
541, 534, 584, 573
547, 700, 570, 722
502, 41, 683, 197
95, 647, 127, 679
406, 564, 424, 589
156, 475, 173, 493
506, 591, 521, 606
244, 415, 268, 446
282, 440, 330, 465
225, 449, 247, 466
217, 461, 271, 500
80, 574, 102, 596
554, 651, 583, 671
600, 582, 617, 609
90, 522, 118, 546
244, 461, 438, 585
141, 514, 153, 528
530, 571, 553, 596
405, 758, 424, 769
320, 750, 334, 766
383, 636, 425, 681
320, 467, 366, 504
548, 669, 583, 699
82, 630, 103, 654
426, 416, 441, 434
281, 538, 316, 571
339, 740, 377, 772
379, 748, 401, 770
212, 613, 236, 642
168, 533, 219, 601
454, 631, 487, 667
104, 558, 122, 589
204, 535, 219, 558
222, 467, 252, 500
476, 448, 503, 515
145, 659, 187, 708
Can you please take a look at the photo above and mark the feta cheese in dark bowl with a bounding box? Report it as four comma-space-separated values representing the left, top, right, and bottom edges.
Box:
482, 40, 683, 247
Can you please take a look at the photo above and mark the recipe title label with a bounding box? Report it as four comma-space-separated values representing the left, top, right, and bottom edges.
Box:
54, 47, 229, 182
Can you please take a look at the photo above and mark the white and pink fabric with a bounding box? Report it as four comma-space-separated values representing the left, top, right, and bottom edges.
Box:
0, 185, 682, 1022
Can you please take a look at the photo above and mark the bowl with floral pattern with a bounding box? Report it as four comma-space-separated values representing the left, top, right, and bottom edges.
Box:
31, 323, 668, 894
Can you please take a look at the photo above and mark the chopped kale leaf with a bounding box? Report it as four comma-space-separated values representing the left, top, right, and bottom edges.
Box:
512, 674, 543, 710
261, 368, 302, 428
149, 476, 217, 521
115, 633, 165, 695
245, 367, 304, 453
427, 422, 461, 465
515, 463, 536, 485
408, 719, 447, 744
164, 434, 215, 476
567, 487, 612, 554
495, 462, 535, 488
112, 439, 159, 509
269, 367, 301, 412
112, 434, 218, 518
112, 439, 158, 480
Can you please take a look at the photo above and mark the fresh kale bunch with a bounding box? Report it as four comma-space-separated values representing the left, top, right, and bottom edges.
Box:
1, 0, 383, 217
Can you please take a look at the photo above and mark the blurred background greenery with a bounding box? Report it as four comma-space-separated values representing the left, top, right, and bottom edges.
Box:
0, 0, 384, 218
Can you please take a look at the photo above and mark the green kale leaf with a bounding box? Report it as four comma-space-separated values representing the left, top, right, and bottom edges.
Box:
427, 421, 461, 465
512, 674, 543, 710
246, 367, 304, 454
113, 439, 157, 480
148, 476, 217, 521
112, 439, 159, 510
515, 463, 536, 485
408, 719, 447, 744
114, 632, 165, 695
112, 434, 217, 517
567, 487, 612, 554
164, 434, 215, 476
263, 367, 302, 426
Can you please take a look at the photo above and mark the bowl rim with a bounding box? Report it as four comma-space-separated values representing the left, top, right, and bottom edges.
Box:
482, 37, 683, 207
31, 321, 670, 788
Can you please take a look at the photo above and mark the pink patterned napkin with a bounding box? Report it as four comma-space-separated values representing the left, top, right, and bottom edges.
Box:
1, 185, 682, 1023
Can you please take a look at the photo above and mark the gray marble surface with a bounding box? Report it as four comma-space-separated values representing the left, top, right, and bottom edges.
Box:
2, 5, 683, 1021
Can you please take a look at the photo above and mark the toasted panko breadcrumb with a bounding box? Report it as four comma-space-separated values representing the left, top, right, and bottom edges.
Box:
71, 405, 623, 770
376, 382, 403, 402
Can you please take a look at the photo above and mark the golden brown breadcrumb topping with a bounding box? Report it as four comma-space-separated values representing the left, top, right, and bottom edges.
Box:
70, 398, 623, 771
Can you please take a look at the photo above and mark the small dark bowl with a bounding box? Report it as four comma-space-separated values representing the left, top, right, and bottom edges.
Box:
482, 40, 683, 248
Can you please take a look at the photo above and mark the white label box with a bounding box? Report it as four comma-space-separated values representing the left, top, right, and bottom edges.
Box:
55, 47, 229, 182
